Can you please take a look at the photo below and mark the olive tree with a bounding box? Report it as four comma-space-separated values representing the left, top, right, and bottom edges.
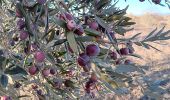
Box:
0, 0, 170, 99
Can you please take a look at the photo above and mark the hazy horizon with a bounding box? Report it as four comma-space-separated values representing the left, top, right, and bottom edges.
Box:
115, 0, 170, 15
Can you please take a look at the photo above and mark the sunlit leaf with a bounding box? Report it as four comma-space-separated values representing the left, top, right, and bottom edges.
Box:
144, 28, 157, 40
100, 74, 119, 88
114, 64, 144, 73
129, 53, 143, 59
66, 32, 78, 53
130, 33, 142, 40
47, 29, 55, 43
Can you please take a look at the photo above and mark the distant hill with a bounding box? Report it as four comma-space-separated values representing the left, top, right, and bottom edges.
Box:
128, 13, 170, 32
123, 13, 170, 66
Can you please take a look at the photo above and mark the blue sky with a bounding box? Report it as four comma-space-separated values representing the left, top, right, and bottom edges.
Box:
115, 0, 170, 15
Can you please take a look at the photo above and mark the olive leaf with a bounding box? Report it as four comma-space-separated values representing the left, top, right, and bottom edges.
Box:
16, 3, 33, 36
66, 32, 78, 54
52, 17, 67, 28
47, 29, 55, 43
7, 9, 15, 16
128, 53, 143, 59
132, 27, 170, 51
4, 66, 28, 75
84, 28, 101, 36
100, 74, 119, 88
0, 56, 6, 70
114, 64, 145, 73
0, 74, 8, 88
91, 63, 119, 90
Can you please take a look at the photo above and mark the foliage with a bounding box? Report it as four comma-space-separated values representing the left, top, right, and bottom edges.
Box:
0, 0, 169, 99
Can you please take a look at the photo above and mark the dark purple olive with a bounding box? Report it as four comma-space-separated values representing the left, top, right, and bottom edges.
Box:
109, 32, 116, 39
19, 31, 28, 40
129, 47, 135, 54
86, 44, 100, 56
32, 85, 38, 90
17, 19, 25, 30
36, 89, 43, 95
89, 21, 98, 30
9, 40, 15, 46
16, 9, 23, 18
152, 0, 161, 4
120, 48, 129, 55
24, 47, 29, 54
59, 13, 74, 21
14, 82, 21, 88
68, 45, 74, 53
124, 59, 133, 65
50, 68, 56, 75
74, 25, 84, 35
99, 25, 105, 33
85, 79, 95, 93
77, 53, 90, 67
0, 50, 3, 56
84, 15, 89, 24
29, 43, 38, 52
126, 41, 133, 46
42, 68, 50, 77
116, 59, 123, 65
90, 73, 97, 82
37, 0, 46, 4
12, 34, 19, 42
64, 80, 74, 87
53, 79, 62, 89
28, 66, 38, 75
110, 51, 118, 60
77, 53, 91, 72
65, 13, 73, 20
